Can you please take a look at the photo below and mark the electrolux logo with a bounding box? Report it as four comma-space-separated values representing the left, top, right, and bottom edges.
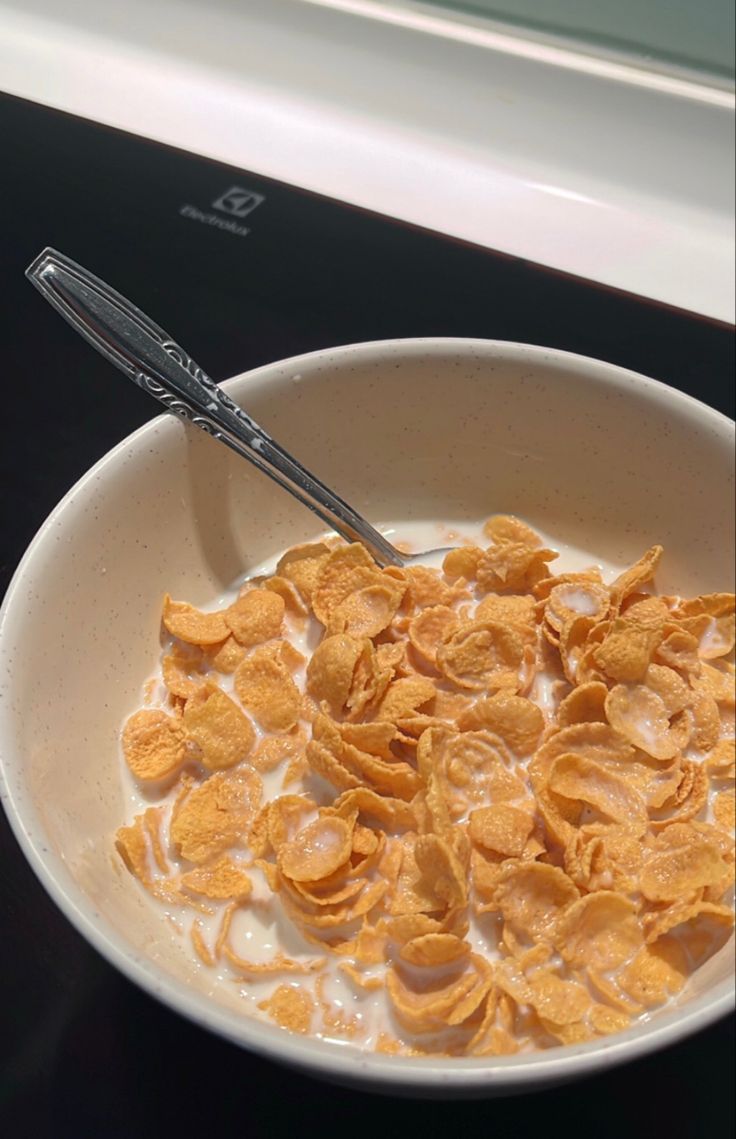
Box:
212, 186, 265, 218
179, 185, 265, 237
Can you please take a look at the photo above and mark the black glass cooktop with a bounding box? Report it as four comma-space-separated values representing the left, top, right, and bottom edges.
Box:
0, 92, 733, 1137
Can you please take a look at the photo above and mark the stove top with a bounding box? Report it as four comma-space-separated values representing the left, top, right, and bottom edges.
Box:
0, 92, 733, 1136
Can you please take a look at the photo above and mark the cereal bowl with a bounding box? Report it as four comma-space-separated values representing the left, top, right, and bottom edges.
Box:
0, 338, 733, 1096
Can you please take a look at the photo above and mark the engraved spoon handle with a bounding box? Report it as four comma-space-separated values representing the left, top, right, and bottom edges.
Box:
26, 248, 405, 568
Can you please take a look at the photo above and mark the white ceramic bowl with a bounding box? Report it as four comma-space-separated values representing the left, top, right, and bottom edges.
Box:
0, 339, 733, 1096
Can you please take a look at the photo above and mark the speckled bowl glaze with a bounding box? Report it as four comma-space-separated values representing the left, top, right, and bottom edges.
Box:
0, 339, 733, 1097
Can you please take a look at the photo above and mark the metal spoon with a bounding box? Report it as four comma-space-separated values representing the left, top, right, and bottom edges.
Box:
26, 248, 451, 569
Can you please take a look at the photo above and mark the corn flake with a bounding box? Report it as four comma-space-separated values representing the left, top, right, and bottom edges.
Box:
705, 739, 735, 779
235, 649, 301, 732
264, 794, 317, 854
650, 760, 708, 830
458, 692, 543, 755
609, 546, 663, 610
206, 635, 246, 675
183, 684, 255, 770
549, 753, 649, 832
122, 708, 189, 782
527, 972, 593, 1028
324, 787, 417, 831
263, 575, 309, 615
181, 855, 252, 900
170, 768, 262, 863
484, 515, 544, 546
594, 624, 661, 684
162, 642, 206, 699
437, 620, 525, 691
557, 681, 608, 727
605, 684, 683, 760
377, 676, 436, 722
276, 542, 331, 603
493, 862, 579, 941
655, 628, 702, 675
408, 605, 459, 666
545, 581, 610, 633
556, 891, 643, 970
690, 693, 722, 752
258, 984, 315, 1033
714, 790, 735, 831
477, 542, 557, 593
312, 544, 384, 626
306, 633, 365, 715
162, 594, 229, 645
469, 805, 534, 858
327, 582, 405, 639
617, 939, 688, 1007
225, 588, 285, 647
116, 815, 153, 887
346, 640, 393, 719
640, 828, 729, 902
279, 816, 354, 882
404, 565, 467, 609
400, 933, 470, 967
338, 721, 397, 759
442, 546, 483, 581
414, 833, 468, 909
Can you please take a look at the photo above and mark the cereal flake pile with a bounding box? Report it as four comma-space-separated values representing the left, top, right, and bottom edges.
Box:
116, 516, 735, 1055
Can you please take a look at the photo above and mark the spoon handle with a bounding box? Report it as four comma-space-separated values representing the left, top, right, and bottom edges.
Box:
26, 248, 404, 568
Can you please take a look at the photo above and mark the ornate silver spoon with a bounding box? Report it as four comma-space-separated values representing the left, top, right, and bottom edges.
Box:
27, 248, 451, 569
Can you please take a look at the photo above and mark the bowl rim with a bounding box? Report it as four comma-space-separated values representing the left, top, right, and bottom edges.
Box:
1, 336, 734, 1093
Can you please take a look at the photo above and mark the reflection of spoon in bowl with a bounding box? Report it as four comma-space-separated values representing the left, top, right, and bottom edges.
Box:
27, 248, 450, 569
